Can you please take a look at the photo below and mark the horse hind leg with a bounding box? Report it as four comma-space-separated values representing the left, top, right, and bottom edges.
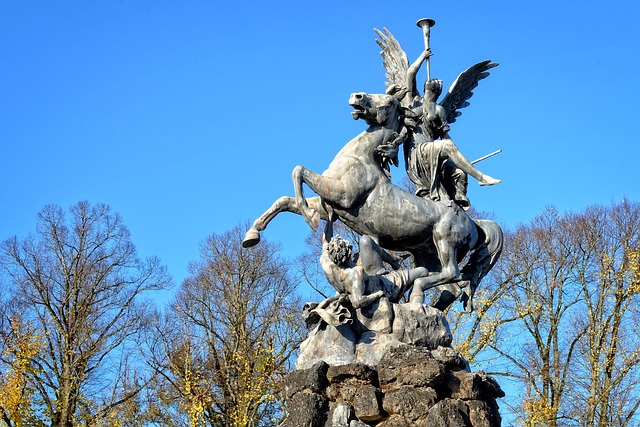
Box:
243, 196, 326, 248
458, 219, 504, 312
293, 165, 350, 230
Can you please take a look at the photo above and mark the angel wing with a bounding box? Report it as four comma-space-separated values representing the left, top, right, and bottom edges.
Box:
439, 60, 498, 124
374, 28, 410, 92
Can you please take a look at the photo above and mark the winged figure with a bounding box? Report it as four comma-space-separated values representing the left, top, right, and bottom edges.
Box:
374, 27, 500, 210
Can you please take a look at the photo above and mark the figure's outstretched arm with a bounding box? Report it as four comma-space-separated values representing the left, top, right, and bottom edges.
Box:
320, 221, 336, 286
406, 49, 431, 96
322, 219, 333, 248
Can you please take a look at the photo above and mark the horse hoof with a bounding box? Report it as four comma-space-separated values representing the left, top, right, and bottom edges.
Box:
242, 228, 261, 248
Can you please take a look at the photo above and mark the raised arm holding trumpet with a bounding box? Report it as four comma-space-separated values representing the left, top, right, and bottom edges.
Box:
375, 18, 501, 210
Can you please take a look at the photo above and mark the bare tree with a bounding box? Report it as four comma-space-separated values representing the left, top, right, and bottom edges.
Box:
493, 208, 588, 426
565, 202, 640, 427
0, 202, 171, 427
449, 250, 521, 367
490, 201, 640, 426
147, 224, 303, 427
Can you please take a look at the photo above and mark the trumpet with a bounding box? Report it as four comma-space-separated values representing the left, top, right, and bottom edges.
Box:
416, 18, 436, 80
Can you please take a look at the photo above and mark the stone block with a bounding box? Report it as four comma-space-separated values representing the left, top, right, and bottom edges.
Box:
377, 414, 412, 426
431, 346, 470, 372
392, 303, 452, 349
325, 402, 353, 427
466, 399, 502, 427
284, 392, 329, 427
286, 361, 329, 398
475, 371, 505, 398
297, 323, 357, 370
353, 383, 384, 422
382, 386, 437, 421
327, 363, 379, 386
419, 399, 470, 427
355, 331, 404, 366
443, 371, 505, 400
378, 345, 445, 390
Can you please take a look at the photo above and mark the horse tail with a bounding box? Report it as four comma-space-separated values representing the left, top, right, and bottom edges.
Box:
459, 219, 504, 312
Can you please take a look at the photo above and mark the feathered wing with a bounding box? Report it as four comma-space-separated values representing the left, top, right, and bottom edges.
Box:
372, 28, 413, 171
374, 28, 409, 91
440, 60, 498, 124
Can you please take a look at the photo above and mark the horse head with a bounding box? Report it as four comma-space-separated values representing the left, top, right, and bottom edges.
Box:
349, 93, 402, 128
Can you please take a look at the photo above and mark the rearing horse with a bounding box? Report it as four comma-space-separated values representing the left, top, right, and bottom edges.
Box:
243, 92, 502, 311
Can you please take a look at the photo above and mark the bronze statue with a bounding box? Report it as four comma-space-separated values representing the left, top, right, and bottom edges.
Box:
243, 19, 504, 366
244, 91, 501, 313
375, 22, 500, 210
320, 220, 428, 310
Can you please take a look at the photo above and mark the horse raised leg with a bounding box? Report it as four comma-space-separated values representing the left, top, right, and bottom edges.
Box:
293, 164, 373, 231
243, 196, 328, 248
293, 166, 344, 231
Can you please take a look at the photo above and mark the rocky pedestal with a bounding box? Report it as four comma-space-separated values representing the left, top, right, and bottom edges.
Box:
297, 301, 453, 370
284, 345, 504, 427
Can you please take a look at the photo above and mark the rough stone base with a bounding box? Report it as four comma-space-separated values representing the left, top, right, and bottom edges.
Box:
297, 301, 452, 370
284, 345, 503, 427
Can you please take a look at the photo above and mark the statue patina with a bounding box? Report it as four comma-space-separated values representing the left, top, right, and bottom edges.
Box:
374, 23, 500, 211
243, 19, 503, 367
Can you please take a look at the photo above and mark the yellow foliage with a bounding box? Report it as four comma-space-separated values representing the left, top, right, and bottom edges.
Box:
627, 248, 640, 294
227, 346, 277, 427
174, 343, 279, 427
0, 318, 43, 427
455, 292, 500, 362
180, 352, 210, 427
521, 394, 557, 427
92, 410, 123, 427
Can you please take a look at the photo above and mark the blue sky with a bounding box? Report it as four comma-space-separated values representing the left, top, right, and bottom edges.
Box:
2, 0, 639, 296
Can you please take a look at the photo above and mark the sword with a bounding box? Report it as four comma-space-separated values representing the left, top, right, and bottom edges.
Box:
471, 149, 502, 165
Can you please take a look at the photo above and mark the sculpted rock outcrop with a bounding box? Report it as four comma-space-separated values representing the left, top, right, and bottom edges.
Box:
284, 346, 503, 427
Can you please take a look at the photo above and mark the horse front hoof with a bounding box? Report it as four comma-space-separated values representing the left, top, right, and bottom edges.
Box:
242, 228, 261, 248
